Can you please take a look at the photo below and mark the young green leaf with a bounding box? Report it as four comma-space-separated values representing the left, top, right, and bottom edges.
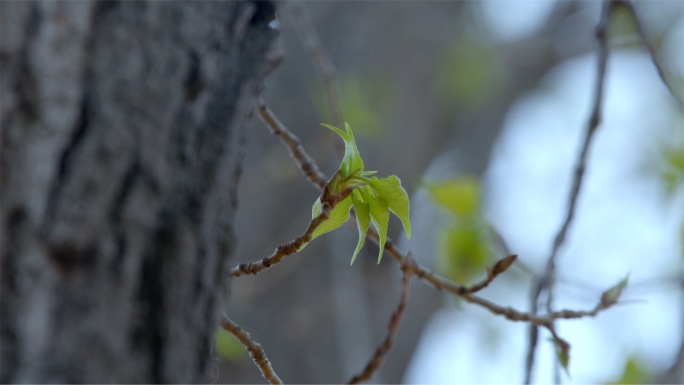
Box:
600, 275, 629, 307
368, 175, 411, 239
351, 190, 370, 265
309, 195, 354, 243
550, 337, 571, 377
321, 123, 364, 178
362, 187, 390, 263
308, 122, 412, 265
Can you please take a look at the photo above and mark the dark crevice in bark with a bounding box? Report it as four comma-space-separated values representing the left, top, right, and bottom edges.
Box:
108, 154, 140, 276
184, 50, 204, 102
0, 207, 28, 383
249, 1, 276, 29
14, 3, 41, 122
134, 214, 173, 383
49, 94, 91, 210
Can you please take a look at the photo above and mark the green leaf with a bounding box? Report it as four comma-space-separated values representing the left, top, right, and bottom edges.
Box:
362, 187, 389, 263
350, 190, 370, 265
309, 195, 354, 242
600, 275, 629, 307
425, 177, 481, 218
550, 338, 571, 377
321, 123, 364, 178
369, 175, 411, 239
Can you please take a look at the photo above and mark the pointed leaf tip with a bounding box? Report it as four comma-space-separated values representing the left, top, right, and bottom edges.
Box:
350, 192, 370, 265
322, 122, 365, 178
368, 175, 411, 239
600, 275, 629, 307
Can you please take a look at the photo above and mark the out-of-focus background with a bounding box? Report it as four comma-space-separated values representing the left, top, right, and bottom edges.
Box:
217, 1, 684, 383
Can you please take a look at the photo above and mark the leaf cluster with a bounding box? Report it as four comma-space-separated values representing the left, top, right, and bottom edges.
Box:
304, 123, 411, 264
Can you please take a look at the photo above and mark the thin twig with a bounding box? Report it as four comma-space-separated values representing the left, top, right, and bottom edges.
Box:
256, 100, 327, 190
220, 316, 283, 385
255, 102, 621, 328
347, 254, 414, 384
289, 1, 343, 128
230, 183, 352, 277
619, 0, 684, 112
524, 2, 614, 383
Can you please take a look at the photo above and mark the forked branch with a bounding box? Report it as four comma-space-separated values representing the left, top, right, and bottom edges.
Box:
525, 1, 614, 382
255, 100, 621, 330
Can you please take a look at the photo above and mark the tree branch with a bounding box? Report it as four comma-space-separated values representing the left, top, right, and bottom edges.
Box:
255, 99, 612, 339
220, 316, 283, 385
347, 254, 414, 384
230, 182, 352, 277
619, 0, 684, 112
256, 100, 327, 190
525, 2, 614, 383
255, 101, 620, 330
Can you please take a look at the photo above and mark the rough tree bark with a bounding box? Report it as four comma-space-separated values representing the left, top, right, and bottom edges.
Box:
1, 1, 278, 382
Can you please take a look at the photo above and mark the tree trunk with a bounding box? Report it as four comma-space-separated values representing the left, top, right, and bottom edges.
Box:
0, 1, 277, 382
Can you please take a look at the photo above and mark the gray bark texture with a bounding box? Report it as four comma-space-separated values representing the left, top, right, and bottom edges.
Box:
0, 1, 278, 382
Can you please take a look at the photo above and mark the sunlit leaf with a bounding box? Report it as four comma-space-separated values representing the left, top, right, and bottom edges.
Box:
351, 190, 370, 265
321, 123, 364, 178
309, 122, 412, 264
308, 195, 353, 243
363, 187, 390, 263
369, 175, 411, 238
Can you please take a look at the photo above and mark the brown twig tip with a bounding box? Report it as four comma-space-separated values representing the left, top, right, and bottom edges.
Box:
489, 254, 518, 278
220, 317, 283, 385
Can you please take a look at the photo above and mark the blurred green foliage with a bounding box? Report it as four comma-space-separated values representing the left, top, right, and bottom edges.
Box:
215, 327, 247, 363
426, 177, 481, 218
314, 74, 395, 139
660, 136, 684, 197
609, 5, 641, 49
436, 38, 502, 107
424, 177, 499, 284
609, 357, 652, 384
